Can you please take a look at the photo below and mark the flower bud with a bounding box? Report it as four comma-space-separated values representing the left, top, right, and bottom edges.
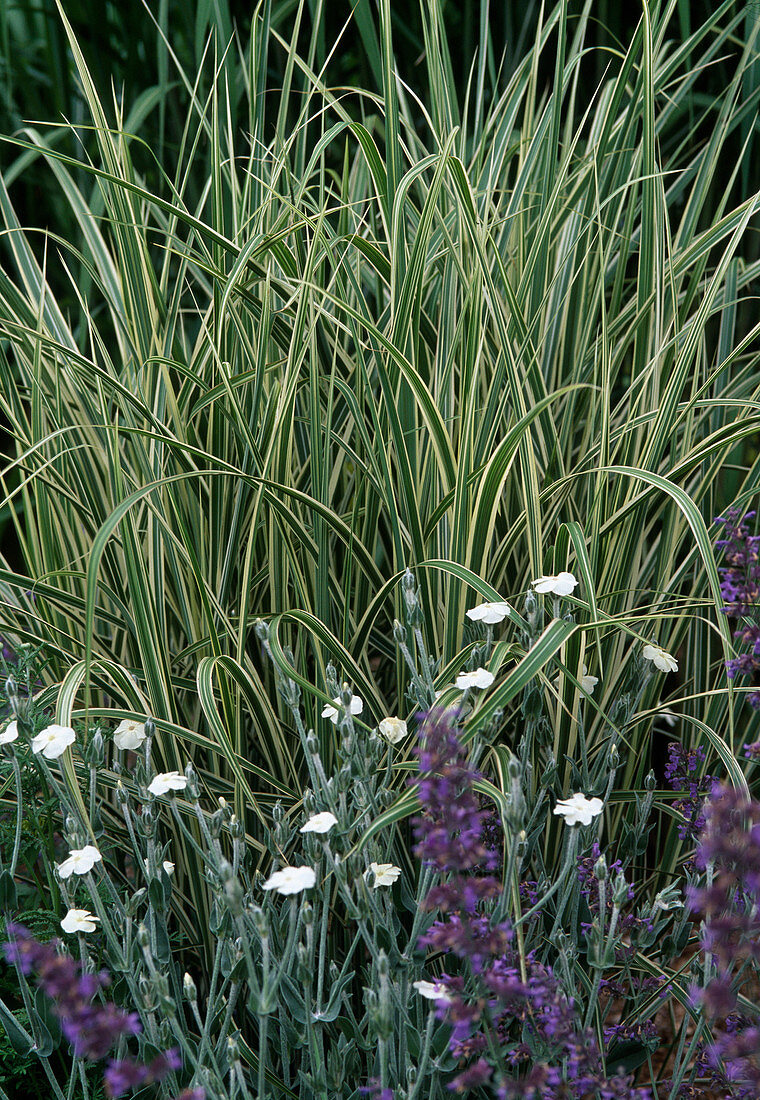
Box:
229, 814, 243, 839
144, 718, 155, 741
183, 972, 197, 1002
128, 887, 147, 915
87, 728, 104, 767
612, 871, 630, 908
136, 922, 150, 948
254, 619, 269, 642
608, 742, 619, 769
594, 854, 607, 882
252, 907, 269, 938
116, 779, 129, 805
392, 619, 407, 645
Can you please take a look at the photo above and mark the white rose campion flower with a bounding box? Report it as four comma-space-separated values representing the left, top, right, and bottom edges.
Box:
465, 601, 512, 625
531, 572, 579, 597
300, 811, 338, 835
365, 862, 401, 888
60, 909, 100, 934
642, 644, 678, 674
378, 717, 408, 745
262, 865, 316, 895
553, 793, 605, 827
113, 719, 147, 751
148, 771, 188, 796
554, 664, 599, 695
413, 979, 453, 1003
31, 724, 76, 759
455, 667, 495, 691
580, 665, 599, 695
321, 694, 363, 724
0, 721, 18, 745
57, 845, 102, 879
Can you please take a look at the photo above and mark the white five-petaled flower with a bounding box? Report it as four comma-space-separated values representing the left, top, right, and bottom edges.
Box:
531, 572, 579, 597
262, 865, 316, 895
31, 724, 76, 760
57, 845, 102, 880
0, 721, 18, 745
321, 694, 364, 725
580, 665, 599, 694
413, 979, 453, 1003
465, 601, 512, 625
378, 717, 408, 745
113, 719, 147, 751
365, 862, 401, 888
148, 771, 188, 797
553, 793, 605, 827
642, 644, 678, 674
300, 812, 338, 835
455, 668, 495, 691
60, 908, 100, 934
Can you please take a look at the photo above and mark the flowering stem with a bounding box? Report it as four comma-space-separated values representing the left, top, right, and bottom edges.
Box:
517, 826, 579, 929
9, 754, 23, 877
405, 1011, 436, 1100
315, 889, 330, 1014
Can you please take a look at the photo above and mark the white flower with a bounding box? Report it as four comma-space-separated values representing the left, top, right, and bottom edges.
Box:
553, 664, 598, 695
580, 666, 599, 694
143, 859, 176, 875
532, 572, 578, 597
466, 601, 511, 625
148, 771, 188, 796
321, 693, 364, 724
57, 845, 102, 879
0, 721, 18, 745
365, 862, 401, 888
553, 793, 605, 827
262, 865, 316, 895
113, 719, 147, 751
413, 979, 453, 1003
31, 724, 76, 760
60, 908, 100, 934
455, 667, 495, 691
300, 812, 338, 835
378, 717, 408, 745
642, 644, 678, 674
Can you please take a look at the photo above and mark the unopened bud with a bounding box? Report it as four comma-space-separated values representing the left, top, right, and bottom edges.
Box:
183, 972, 197, 1002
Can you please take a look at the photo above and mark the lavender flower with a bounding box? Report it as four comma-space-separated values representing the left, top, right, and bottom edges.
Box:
688, 784, 760, 1093
3, 924, 141, 1059
715, 509, 760, 710
104, 1047, 182, 1097
410, 711, 653, 1098
664, 742, 716, 843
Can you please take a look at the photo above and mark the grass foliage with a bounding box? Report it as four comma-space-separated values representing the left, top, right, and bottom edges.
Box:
0, 2, 759, 1089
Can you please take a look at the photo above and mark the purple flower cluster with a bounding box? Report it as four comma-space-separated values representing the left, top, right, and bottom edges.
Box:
3, 923, 141, 1059
410, 711, 653, 1098
104, 1048, 182, 1097
688, 784, 760, 1094
715, 510, 760, 710
664, 743, 716, 843
3, 924, 187, 1098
